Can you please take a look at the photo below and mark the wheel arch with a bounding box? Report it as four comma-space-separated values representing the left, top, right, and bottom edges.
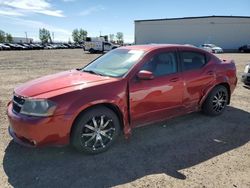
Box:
69, 103, 124, 140
218, 82, 231, 104
200, 82, 231, 107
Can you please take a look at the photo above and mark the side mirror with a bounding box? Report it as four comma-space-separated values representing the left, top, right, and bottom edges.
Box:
137, 70, 154, 80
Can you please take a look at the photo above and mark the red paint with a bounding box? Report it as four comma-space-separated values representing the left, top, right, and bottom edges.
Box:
7, 45, 237, 147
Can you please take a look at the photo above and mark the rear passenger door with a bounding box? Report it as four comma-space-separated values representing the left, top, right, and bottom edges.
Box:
179, 49, 216, 111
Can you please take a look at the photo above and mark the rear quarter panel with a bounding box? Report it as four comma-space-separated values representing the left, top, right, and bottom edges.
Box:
216, 59, 237, 93
199, 56, 237, 106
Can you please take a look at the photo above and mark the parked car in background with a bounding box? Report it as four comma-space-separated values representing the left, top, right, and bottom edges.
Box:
0, 43, 11, 50
0, 43, 79, 51
238, 44, 250, 53
58, 44, 68, 49
7, 44, 237, 154
241, 64, 250, 86
44, 44, 54, 50
19, 43, 33, 50
5, 43, 28, 50
74, 44, 83, 49
4, 43, 22, 50
29, 44, 44, 50
200, 44, 223, 53
64, 43, 75, 49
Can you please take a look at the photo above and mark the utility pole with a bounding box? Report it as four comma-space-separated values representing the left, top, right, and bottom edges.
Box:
25, 32, 28, 43
52, 32, 54, 43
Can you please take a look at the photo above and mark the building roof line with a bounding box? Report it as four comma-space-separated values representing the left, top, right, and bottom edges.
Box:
134, 15, 250, 22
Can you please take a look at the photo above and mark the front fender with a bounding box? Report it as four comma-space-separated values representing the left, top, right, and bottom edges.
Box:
63, 80, 131, 137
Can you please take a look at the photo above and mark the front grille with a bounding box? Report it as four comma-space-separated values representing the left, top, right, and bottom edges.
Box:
247, 77, 250, 82
12, 95, 25, 113
13, 95, 25, 105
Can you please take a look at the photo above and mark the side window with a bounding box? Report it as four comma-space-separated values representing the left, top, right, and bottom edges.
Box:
104, 42, 111, 46
141, 52, 177, 77
180, 51, 206, 71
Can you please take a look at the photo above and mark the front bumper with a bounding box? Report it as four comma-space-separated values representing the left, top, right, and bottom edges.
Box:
8, 126, 36, 147
7, 102, 73, 147
213, 49, 223, 53
241, 73, 250, 85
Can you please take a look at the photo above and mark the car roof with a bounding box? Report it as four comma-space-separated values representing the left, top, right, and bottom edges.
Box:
119, 44, 199, 52
203, 44, 216, 46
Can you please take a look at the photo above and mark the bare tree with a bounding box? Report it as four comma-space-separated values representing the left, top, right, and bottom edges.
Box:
116, 32, 124, 45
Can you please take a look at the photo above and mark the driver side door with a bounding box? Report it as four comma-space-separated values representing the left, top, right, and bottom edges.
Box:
129, 49, 184, 127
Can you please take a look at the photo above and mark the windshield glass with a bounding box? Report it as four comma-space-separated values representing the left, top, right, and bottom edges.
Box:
209, 44, 216, 48
82, 48, 145, 77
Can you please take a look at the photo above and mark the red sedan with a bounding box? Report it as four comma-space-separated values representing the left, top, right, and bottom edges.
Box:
7, 44, 237, 153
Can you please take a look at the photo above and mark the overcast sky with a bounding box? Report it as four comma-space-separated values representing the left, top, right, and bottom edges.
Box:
0, 0, 249, 42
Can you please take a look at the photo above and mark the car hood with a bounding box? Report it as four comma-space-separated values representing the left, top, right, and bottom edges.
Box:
15, 69, 117, 97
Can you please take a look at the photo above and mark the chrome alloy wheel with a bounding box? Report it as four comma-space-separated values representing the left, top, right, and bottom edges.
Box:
212, 90, 227, 112
81, 115, 115, 151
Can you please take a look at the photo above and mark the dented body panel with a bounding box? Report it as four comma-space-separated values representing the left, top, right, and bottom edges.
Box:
7, 45, 237, 147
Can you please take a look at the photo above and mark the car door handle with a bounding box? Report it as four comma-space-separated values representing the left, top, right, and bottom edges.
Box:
207, 71, 214, 75
170, 78, 179, 82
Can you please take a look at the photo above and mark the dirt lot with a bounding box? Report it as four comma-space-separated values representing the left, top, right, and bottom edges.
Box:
0, 49, 250, 188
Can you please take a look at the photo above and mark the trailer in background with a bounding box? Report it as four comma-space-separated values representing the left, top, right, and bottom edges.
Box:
84, 37, 119, 53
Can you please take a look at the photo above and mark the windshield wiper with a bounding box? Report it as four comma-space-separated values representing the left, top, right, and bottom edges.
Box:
82, 69, 105, 76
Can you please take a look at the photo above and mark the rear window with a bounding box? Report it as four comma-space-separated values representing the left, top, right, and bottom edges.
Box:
180, 51, 206, 71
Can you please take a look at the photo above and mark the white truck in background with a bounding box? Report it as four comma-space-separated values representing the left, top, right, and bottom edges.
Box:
84, 37, 119, 53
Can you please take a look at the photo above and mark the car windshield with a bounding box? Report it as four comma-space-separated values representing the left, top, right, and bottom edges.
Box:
208, 44, 216, 48
82, 48, 145, 77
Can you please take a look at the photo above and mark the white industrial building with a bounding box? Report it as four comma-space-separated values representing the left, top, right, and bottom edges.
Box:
13, 37, 33, 43
134, 16, 250, 51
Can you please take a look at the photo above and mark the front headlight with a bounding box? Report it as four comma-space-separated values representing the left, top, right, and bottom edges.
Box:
244, 64, 250, 73
20, 99, 57, 117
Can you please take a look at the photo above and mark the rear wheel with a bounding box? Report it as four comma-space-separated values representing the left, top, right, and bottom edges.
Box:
89, 48, 95, 53
202, 85, 228, 116
71, 106, 120, 154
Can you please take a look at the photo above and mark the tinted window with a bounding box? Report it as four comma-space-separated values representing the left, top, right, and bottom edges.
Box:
181, 52, 206, 71
141, 52, 177, 77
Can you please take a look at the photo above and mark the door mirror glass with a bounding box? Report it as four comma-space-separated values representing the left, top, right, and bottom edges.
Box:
137, 70, 154, 80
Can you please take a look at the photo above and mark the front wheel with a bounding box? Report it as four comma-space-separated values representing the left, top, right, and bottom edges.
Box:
71, 106, 120, 154
202, 85, 229, 116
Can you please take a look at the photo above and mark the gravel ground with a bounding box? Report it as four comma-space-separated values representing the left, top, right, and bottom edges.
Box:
0, 49, 249, 188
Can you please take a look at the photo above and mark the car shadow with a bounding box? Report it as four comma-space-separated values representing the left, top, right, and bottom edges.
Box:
243, 85, 250, 90
3, 106, 250, 188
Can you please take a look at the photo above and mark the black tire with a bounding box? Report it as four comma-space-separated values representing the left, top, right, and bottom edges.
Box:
202, 85, 229, 116
89, 48, 95, 53
71, 106, 120, 154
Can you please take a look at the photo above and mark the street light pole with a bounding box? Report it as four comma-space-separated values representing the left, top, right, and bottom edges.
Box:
52, 32, 54, 43
25, 32, 28, 43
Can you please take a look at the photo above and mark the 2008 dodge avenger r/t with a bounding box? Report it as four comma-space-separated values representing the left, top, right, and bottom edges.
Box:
7, 44, 237, 154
